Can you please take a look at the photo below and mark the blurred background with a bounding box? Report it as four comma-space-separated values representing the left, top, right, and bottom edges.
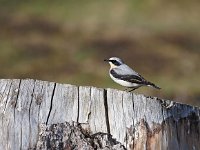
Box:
0, 0, 199, 106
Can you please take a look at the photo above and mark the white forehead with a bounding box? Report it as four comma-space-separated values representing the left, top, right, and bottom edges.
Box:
109, 57, 124, 63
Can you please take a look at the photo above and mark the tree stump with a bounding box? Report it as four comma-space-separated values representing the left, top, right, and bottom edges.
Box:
0, 79, 199, 150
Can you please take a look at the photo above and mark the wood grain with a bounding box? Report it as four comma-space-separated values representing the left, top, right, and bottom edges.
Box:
0, 79, 199, 150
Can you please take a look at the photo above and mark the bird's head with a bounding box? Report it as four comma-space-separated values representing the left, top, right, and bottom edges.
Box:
104, 57, 124, 68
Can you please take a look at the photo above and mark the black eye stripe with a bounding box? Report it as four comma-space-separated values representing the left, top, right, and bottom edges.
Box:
110, 60, 121, 66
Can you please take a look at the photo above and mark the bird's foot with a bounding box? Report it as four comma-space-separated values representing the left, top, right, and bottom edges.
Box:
124, 88, 129, 91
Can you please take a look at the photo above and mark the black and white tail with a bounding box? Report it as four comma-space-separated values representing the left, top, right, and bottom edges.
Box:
147, 81, 161, 90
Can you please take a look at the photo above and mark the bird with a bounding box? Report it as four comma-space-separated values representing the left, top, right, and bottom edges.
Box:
104, 57, 161, 92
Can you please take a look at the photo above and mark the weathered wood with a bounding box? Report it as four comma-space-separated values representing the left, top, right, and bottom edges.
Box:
36, 122, 125, 150
0, 79, 199, 150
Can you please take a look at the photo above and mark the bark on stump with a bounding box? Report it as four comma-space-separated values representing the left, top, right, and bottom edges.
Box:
0, 79, 199, 150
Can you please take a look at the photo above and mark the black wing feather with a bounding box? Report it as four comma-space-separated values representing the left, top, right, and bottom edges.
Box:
110, 69, 147, 85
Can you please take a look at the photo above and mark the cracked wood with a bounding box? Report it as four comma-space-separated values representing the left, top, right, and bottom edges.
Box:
0, 79, 199, 150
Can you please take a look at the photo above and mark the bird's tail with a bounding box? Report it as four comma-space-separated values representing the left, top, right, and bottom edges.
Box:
147, 82, 161, 90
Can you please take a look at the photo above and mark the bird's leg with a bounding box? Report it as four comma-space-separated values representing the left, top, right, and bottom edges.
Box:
128, 88, 136, 92
128, 87, 139, 92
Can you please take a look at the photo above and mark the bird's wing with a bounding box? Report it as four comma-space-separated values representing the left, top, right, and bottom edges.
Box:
116, 64, 139, 75
110, 69, 147, 84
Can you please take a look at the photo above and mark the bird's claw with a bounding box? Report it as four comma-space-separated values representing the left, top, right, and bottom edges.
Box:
124, 88, 128, 91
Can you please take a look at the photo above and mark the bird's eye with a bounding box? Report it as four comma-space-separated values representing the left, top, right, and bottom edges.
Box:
111, 60, 121, 66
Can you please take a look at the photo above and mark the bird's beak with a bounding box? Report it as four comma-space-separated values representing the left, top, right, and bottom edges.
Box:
104, 59, 109, 62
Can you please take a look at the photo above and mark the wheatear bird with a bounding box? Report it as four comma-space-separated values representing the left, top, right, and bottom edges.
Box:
104, 57, 161, 91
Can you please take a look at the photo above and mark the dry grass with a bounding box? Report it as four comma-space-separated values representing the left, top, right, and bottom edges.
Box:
0, 0, 200, 106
